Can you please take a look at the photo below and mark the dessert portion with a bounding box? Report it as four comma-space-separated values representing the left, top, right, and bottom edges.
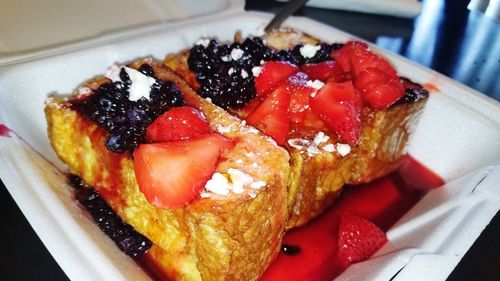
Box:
164, 29, 429, 228
45, 27, 430, 280
45, 60, 290, 280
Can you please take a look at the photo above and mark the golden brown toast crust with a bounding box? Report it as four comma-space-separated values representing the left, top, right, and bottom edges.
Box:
45, 61, 290, 280
163, 29, 427, 229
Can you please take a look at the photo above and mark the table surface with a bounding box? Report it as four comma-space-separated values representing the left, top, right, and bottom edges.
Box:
1, 0, 499, 280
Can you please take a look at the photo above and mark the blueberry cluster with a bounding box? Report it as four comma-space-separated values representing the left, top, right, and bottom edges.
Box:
188, 38, 266, 108
69, 175, 152, 258
273, 42, 342, 65
188, 37, 342, 109
72, 64, 184, 153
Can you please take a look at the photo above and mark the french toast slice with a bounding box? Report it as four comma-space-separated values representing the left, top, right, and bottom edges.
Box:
45, 60, 290, 280
164, 29, 427, 228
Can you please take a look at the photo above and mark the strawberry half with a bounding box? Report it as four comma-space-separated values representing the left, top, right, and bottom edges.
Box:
246, 82, 291, 145
331, 44, 352, 73
332, 41, 404, 108
146, 106, 210, 142
355, 68, 404, 109
300, 61, 344, 82
133, 134, 232, 208
337, 213, 387, 265
254, 61, 299, 97
334, 41, 397, 78
309, 81, 362, 144
287, 72, 316, 124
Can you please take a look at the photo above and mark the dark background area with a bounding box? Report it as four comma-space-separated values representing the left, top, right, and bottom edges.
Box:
1, 0, 499, 280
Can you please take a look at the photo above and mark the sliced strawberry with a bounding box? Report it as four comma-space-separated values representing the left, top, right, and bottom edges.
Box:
362, 80, 404, 109
287, 72, 315, 124
332, 41, 404, 109
246, 83, 291, 145
254, 61, 299, 97
354, 67, 391, 89
337, 213, 387, 265
146, 106, 210, 142
300, 61, 344, 82
331, 45, 351, 73
309, 81, 362, 144
302, 109, 327, 130
355, 68, 404, 109
341, 41, 397, 78
133, 134, 232, 208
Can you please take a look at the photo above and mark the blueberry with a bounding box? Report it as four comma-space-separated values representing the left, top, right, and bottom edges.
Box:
71, 68, 185, 153
69, 175, 152, 258
127, 109, 146, 125
281, 244, 301, 256
305, 43, 334, 64
188, 37, 346, 110
119, 68, 131, 85
68, 174, 85, 190
138, 64, 154, 77
397, 77, 430, 104
98, 98, 113, 111
188, 38, 267, 109
105, 133, 125, 151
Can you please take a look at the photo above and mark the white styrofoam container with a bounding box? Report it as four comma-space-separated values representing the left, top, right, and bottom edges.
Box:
0, 3, 499, 281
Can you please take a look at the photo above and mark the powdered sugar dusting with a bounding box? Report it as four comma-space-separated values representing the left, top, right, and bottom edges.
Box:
307, 80, 325, 90
204, 172, 232, 196
323, 144, 336, 152
196, 38, 210, 48
215, 123, 235, 134
105, 65, 156, 101
241, 69, 249, 79
250, 180, 266, 189
252, 66, 262, 77
77, 87, 92, 97
203, 169, 265, 197
230, 48, 244, 61
336, 143, 351, 157
300, 44, 321, 58
287, 132, 343, 156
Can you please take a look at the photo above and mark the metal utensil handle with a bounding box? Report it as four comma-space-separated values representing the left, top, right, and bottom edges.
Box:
264, 0, 310, 33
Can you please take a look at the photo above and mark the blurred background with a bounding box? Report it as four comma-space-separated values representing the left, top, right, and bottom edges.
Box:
247, 0, 499, 100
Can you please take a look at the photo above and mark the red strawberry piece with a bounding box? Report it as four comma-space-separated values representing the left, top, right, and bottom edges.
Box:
331, 45, 352, 73
337, 212, 387, 265
355, 68, 404, 109
362, 80, 404, 109
309, 81, 362, 144
354, 67, 391, 89
300, 61, 345, 82
287, 72, 316, 124
133, 134, 232, 208
341, 41, 398, 78
332, 41, 404, 109
146, 106, 210, 142
254, 61, 299, 97
246, 83, 291, 145
301, 109, 327, 130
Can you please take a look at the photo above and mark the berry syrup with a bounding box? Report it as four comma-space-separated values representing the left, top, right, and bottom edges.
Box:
260, 155, 443, 281
136, 155, 443, 281
0, 123, 11, 137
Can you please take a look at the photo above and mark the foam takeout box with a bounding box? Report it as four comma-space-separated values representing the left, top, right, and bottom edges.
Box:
1, 1, 499, 280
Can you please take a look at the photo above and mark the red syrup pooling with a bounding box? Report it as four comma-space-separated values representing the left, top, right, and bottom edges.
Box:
136, 155, 443, 280
260, 155, 444, 281
0, 123, 12, 137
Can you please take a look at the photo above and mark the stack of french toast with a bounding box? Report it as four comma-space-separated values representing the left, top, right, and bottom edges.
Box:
45, 29, 428, 280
